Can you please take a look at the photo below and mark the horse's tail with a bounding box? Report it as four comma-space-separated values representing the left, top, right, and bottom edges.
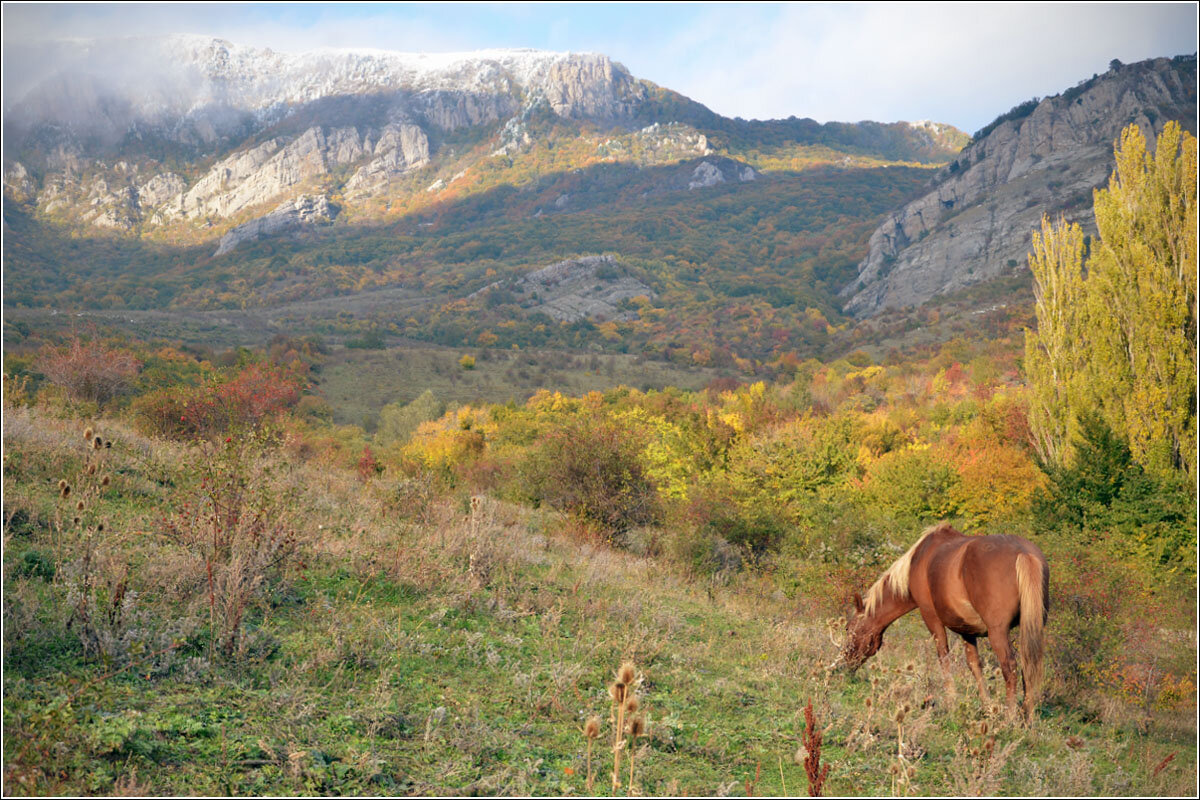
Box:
1015, 551, 1049, 722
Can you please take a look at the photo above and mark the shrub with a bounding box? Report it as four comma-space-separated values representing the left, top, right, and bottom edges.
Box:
162, 430, 301, 659
133, 363, 302, 440
38, 336, 140, 406
377, 389, 445, 448
859, 445, 960, 527
516, 414, 659, 536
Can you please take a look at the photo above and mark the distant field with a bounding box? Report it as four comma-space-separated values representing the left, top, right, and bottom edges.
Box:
318, 344, 733, 427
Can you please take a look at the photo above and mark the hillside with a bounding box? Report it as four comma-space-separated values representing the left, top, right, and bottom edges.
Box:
2, 36, 963, 242
841, 54, 1197, 317
2, 36, 970, 369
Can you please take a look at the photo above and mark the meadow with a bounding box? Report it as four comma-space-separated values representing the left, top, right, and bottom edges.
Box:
2, 326, 1194, 796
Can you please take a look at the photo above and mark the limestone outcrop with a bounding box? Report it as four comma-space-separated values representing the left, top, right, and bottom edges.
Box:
214, 194, 336, 256
842, 55, 1197, 317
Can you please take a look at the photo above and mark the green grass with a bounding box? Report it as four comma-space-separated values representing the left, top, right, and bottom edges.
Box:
318, 344, 735, 427
3, 406, 1195, 796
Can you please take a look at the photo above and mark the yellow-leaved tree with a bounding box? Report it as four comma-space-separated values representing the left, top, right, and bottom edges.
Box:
1024, 121, 1197, 479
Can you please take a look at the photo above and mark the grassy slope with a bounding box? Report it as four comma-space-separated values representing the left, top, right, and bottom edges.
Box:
318, 346, 734, 427
3, 407, 1194, 796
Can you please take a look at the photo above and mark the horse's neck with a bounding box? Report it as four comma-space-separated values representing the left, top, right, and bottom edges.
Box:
867, 592, 917, 634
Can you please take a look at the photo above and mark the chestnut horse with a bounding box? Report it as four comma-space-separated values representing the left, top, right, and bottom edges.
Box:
832, 523, 1049, 723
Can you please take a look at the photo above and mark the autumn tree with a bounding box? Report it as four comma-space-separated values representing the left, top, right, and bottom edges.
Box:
1024, 122, 1197, 478
1024, 217, 1088, 467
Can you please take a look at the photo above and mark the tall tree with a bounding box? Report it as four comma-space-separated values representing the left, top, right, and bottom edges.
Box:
1024, 216, 1088, 467
1024, 122, 1197, 478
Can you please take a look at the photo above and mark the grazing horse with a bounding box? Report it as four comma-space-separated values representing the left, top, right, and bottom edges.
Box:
831, 523, 1049, 723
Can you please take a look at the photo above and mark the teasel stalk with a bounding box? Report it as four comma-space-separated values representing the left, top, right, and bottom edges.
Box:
610, 679, 627, 790
583, 716, 601, 791
627, 716, 645, 792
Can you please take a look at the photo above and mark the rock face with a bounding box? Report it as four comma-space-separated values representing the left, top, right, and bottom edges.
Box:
842, 55, 1198, 317
687, 160, 757, 190
471, 255, 655, 323
214, 194, 336, 256
3, 34, 962, 252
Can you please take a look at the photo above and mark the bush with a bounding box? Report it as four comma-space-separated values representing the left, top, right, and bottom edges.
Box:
1033, 412, 1195, 572
133, 363, 302, 440
516, 414, 659, 536
162, 430, 301, 660
859, 445, 960, 527
38, 336, 140, 406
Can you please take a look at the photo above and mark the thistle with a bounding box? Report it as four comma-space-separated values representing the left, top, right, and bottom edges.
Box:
627, 716, 646, 791
618, 661, 635, 686
583, 716, 601, 791
611, 660, 637, 791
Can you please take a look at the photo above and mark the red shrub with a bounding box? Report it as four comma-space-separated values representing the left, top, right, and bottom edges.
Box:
134, 363, 303, 439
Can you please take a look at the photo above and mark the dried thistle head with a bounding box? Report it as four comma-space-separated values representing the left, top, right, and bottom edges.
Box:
76, 500, 85, 511
864, 697, 873, 708
888, 763, 901, 776
93, 437, 103, 450
893, 707, 906, 724
58, 479, 68, 490
624, 696, 639, 715
84, 427, 94, 441
610, 682, 626, 704
906, 766, 916, 779
978, 721, 989, 736
73, 516, 81, 526
984, 737, 995, 754
101, 475, 110, 487
618, 662, 635, 686
627, 717, 645, 739
584, 716, 601, 739
904, 661, 915, 672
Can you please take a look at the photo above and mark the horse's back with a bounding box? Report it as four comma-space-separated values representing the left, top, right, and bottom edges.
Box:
915, 530, 1045, 634
960, 535, 1045, 630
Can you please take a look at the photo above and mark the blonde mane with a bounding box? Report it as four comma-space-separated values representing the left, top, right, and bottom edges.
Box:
863, 524, 946, 616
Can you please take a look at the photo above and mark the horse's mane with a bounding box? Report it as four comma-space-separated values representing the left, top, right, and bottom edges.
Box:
863, 523, 949, 616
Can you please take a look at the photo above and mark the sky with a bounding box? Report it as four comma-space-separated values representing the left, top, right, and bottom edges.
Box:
3, 2, 1197, 133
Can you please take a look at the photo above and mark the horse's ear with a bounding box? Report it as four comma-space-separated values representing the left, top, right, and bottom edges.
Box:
853, 592, 864, 614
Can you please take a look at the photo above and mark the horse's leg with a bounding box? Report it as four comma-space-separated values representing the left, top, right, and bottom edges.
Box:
986, 626, 1019, 719
918, 609, 955, 698
962, 634, 989, 705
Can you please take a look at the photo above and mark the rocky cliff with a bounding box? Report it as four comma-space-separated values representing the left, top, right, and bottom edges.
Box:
3, 35, 965, 254
841, 55, 1197, 317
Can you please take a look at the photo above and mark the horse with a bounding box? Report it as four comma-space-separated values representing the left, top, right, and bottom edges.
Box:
830, 523, 1049, 723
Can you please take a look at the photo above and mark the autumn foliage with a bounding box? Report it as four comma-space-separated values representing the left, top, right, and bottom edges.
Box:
133, 363, 303, 440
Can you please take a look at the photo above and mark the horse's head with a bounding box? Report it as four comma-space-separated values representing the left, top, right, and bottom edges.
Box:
829, 592, 883, 673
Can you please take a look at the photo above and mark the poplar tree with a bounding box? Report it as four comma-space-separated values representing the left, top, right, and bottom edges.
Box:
1087, 122, 1197, 478
1024, 216, 1088, 467
1024, 121, 1197, 479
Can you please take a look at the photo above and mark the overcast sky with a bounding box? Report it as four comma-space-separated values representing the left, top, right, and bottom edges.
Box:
3, 2, 1196, 132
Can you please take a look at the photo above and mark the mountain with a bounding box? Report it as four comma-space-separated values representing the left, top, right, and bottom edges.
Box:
2, 35, 964, 246
2, 35, 975, 364
841, 54, 1197, 317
